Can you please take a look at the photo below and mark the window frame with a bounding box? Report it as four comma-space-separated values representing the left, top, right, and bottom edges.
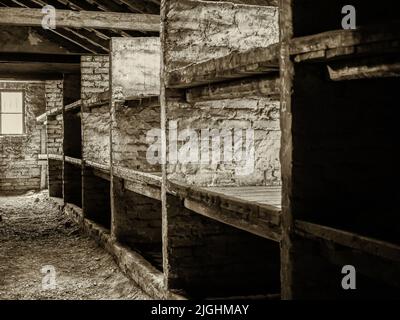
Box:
0, 90, 26, 136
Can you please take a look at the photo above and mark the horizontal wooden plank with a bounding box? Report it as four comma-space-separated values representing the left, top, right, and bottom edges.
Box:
167, 43, 280, 89
64, 156, 82, 167
85, 160, 110, 173
48, 154, 63, 161
93, 169, 111, 182
290, 22, 400, 60
47, 106, 63, 117
113, 166, 162, 187
0, 8, 160, 32
124, 180, 161, 201
295, 220, 400, 262
123, 95, 160, 108
65, 99, 82, 113
168, 180, 281, 242
327, 58, 400, 81
186, 75, 280, 102
84, 90, 110, 109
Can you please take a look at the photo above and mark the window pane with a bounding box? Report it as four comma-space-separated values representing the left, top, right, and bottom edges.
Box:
1, 92, 23, 113
1, 114, 24, 134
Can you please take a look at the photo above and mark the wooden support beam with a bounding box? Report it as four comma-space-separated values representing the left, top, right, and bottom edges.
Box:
48, 154, 63, 161
290, 22, 400, 60
186, 75, 280, 103
64, 99, 82, 112
168, 180, 282, 242
167, 44, 279, 89
295, 221, 400, 262
0, 7, 160, 32
65, 156, 82, 167
123, 95, 160, 108
327, 57, 400, 81
84, 90, 110, 109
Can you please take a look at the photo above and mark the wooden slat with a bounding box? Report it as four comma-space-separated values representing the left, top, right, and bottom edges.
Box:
124, 180, 161, 201
85, 160, 110, 173
123, 95, 160, 108
65, 99, 82, 112
167, 44, 280, 89
169, 180, 282, 242
64, 156, 82, 166
84, 90, 110, 109
93, 168, 111, 181
278, 0, 295, 300
295, 220, 400, 262
290, 22, 400, 59
48, 154, 63, 161
113, 166, 162, 186
327, 59, 400, 81
113, 166, 161, 200
186, 75, 280, 102
0, 7, 160, 32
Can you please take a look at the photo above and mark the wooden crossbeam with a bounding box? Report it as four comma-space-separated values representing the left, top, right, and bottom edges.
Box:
0, 7, 160, 32
166, 43, 279, 89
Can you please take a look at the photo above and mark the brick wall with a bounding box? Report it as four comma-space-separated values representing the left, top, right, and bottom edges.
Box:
111, 38, 161, 172
45, 80, 63, 197
45, 80, 63, 155
164, 0, 281, 186
112, 177, 162, 270
0, 81, 46, 194
83, 167, 111, 229
166, 194, 280, 298
81, 55, 110, 165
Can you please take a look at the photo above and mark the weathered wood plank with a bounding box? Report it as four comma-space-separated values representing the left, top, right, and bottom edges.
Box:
295, 221, 400, 262
85, 160, 110, 173
168, 180, 282, 242
167, 44, 280, 89
92, 168, 111, 181
113, 166, 162, 187
65, 99, 82, 112
279, 0, 295, 301
64, 156, 82, 167
123, 95, 160, 108
327, 59, 400, 81
48, 154, 63, 161
84, 90, 110, 109
0, 8, 160, 32
124, 180, 161, 201
186, 75, 280, 103
290, 22, 400, 57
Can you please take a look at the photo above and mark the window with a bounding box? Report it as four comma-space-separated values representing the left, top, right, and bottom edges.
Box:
0, 91, 24, 135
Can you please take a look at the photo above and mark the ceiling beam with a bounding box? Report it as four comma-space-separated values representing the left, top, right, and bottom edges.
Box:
0, 73, 64, 80
0, 7, 160, 31
0, 52, 81, 63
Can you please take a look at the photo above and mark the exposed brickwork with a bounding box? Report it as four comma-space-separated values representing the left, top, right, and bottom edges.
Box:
81, 55, 110, 165
166, 194, 280, 298
111, 38, 161, 172
63, 163, 82, 207
0, 81, 46, 193
45, 81, 63, 155
112, 177, 162, 270
164, 0, 281, 186
83, 167, 111, 229
48, 159, 63, 197
44, 80, 63, 197
112, 106, 161, 172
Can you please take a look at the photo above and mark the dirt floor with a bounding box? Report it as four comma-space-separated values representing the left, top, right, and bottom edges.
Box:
0, 191, 150, 300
